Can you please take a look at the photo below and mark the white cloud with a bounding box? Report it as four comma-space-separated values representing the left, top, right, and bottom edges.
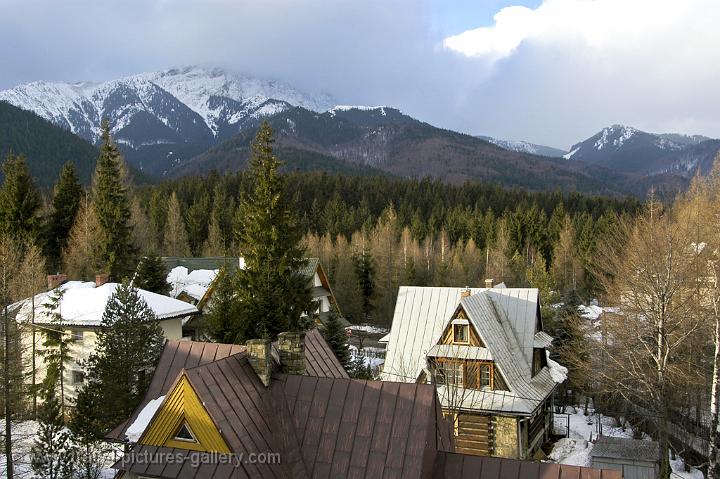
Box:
441, 0, 720, 146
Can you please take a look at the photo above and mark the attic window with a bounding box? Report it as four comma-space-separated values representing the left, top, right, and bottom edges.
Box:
173, 423, 197, 443
453, 324, 468, 344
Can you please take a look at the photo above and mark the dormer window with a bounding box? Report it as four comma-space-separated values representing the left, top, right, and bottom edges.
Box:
453, 323, 469, 344
173, 423, 197, 443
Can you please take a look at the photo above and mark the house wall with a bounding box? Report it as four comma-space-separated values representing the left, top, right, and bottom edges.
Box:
454, 412, 494, 456
21, 317, 183, 405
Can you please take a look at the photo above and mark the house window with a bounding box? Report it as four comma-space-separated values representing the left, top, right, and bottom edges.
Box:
72, 370, 85, 384
479, 364, 491, 388
453, 324, 468, 343
436, 361, 463, 387
71, 330, 84, 343
174, 423, 197, 443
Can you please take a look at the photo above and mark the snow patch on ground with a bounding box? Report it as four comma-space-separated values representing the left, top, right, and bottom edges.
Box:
346, 324, 389, 335
549, 409, 702, 477
0, 420, 121, 478
349, 345, 385, 371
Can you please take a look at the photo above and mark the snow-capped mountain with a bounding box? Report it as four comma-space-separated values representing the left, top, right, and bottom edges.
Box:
564, 124, 720, 176
476, 136, 566, 157
0, 66, 334, 175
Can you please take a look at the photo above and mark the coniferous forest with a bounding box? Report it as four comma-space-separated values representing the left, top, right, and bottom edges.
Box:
0, 127, 640, 328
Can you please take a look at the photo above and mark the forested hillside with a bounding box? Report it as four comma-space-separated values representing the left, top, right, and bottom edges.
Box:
0, 101, 98, 185
135, 171, 640, 324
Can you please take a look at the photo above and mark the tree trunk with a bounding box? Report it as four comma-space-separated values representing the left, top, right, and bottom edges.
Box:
709, 310, 720, 479
31, 294, 36, 418
4, 305, 13, 479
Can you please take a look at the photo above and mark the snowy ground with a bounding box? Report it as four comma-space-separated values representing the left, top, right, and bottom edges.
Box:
348, 344, 385, 374
548, 408, 702, 478
0, 420, 122, 479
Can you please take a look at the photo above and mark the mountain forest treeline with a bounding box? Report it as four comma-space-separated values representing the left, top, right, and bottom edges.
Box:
0, 129, 640, 326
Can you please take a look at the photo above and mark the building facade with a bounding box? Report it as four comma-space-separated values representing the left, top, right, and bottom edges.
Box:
381, 285, 564, 459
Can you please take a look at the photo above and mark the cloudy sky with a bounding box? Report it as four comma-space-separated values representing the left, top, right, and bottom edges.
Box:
1, 0, 718, 148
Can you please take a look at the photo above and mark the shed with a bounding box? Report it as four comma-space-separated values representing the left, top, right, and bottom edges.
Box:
590, 436, 660, 479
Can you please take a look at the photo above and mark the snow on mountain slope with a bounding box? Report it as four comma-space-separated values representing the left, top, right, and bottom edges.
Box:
477, 135, 567, 157
565, 124, 718, 176
0, 66, 336, 176
0, 66, 335, 143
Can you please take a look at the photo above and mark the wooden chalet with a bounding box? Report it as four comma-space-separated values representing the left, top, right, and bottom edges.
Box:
381, 285, 561, 459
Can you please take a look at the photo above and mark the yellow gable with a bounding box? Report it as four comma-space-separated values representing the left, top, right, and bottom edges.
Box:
140, 373, 230, 453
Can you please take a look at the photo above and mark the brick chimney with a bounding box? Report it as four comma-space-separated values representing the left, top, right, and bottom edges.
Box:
484, 278, 494, 289
460, 287, 471, 298
246, 339, 272, 387
277, 331, 306, 376
47, 274, 68, 290
95, 273, 109, 287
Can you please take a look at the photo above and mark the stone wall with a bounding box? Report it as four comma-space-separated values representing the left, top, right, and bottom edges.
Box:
493, 416, 519, 458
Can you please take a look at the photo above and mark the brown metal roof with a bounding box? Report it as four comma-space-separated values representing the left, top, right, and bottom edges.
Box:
277, 375, 451, 478
303, 329, 349, 379
106, 340, 246, 441
433, 452, 623, 479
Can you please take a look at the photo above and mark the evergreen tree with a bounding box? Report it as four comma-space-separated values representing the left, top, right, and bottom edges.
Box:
91, 121, 136, 280
72, 282, 164, 437
133, 256, 170, 294
162, 192, 191, 256
0, 153, 41, 241
45, 161, 83, 273
233, 122, 312, 340
202, 214, 225, 256
31, 370, 74, 479
63, 194, 102, 281
321, 307, 350, 369
348, 351, 373, 380
41, 287, 72, 417
352, 231, 375, 323
205, 270, 243, 343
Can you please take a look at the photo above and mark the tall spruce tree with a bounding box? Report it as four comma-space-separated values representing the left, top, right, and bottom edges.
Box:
133, 256, 170, 295
30, 369, 74, 479
0, 153, 41, 241
72, 282, 164, 437
92, 121, 136, 280
321, 307, 350, 369
233, 122, 312, 340
45, 161, 83, 273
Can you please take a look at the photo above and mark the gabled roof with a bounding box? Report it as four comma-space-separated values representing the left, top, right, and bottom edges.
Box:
382, 287, 559, 415
108, 330, 348, 443
113, 330, 451, 479
14, 282, 199, 327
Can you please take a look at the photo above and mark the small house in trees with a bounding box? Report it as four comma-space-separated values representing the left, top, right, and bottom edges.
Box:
14, 274, 199, 405
381, 284, 565, 459
162, 256, 347, 338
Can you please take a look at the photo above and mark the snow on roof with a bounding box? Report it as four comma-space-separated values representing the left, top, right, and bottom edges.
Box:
15, 283, 198, 327
125, 395, 165, 443
167, 266, 218, 300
